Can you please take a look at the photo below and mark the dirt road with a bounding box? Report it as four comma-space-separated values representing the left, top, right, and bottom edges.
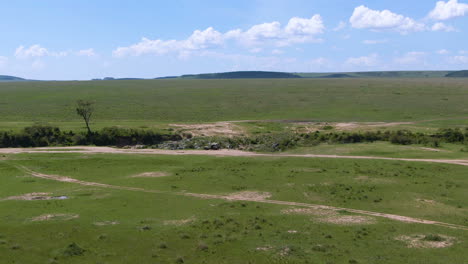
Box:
1, 146, 468, 166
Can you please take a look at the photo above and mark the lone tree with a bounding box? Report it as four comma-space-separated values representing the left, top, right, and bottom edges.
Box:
76, 100, 94, 134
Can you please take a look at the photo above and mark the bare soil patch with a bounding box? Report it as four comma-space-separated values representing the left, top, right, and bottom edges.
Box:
94, 221, 119, 226
2, 192, 51, 201
226, 191, 271, 201
318, 215, 376, 225
170, 122, 243, 137
31, 213, 79, 222
131, 171, 170, 178
396, 234, 456, 248
281, 208, 336, 217
1, 193, 68, 201
163, 217, 195, 226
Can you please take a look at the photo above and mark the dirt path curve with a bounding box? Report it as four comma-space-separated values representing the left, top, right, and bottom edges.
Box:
1, 147, 468, 167
7, 163, 468, 231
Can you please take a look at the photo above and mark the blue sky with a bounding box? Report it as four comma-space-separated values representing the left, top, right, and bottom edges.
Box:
1, 0, 468, 80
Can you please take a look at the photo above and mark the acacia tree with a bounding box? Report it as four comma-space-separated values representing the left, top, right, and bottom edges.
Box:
76, 100, 94, 134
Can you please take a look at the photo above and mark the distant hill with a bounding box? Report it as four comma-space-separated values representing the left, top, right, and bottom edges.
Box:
297, 71, 452, 78
181, 71, 302, 79
445, 70, 468, 77
0, 75, 27, 82
320, 73, 355, 78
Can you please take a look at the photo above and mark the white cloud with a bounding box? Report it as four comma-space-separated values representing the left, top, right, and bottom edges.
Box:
437, 49, 450, 54
333, 21, 347, 31
345, 53, 379, 67
77, 48, 97, 57
350, 5, 425, 34
449, 55, 468, 63
230, 15, 324, 47
113, 15, 325, 57
15, 45, 49, 58
394, 52, 426, 65
431, 22, 456, 31
428, 0, 468, 20
113, 27, 225, 58
459, 50, 468, 54
362, 39, 388, 45
15, 44, 69, 59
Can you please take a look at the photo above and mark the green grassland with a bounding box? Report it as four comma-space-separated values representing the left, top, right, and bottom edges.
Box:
0, 153, 467, 264
0, 78, 467, 131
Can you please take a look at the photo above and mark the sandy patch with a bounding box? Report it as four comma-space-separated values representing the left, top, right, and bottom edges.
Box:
130, 171, 170, 178
318, 215, 376, 225
163, 217, 195, 226
396, 234, 456, 248
225, 191, 271, 201
94, 221, 119, 226
170, 122, 243, 137
31, 213, 79, 222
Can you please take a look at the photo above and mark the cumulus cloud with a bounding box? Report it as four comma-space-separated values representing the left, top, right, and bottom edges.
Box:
15, 44, 69, 59
431, 22, 456, 31
428, 0, 468, 20
113, 27, 224, 58
362, 39, 388, 45
113, 15, 325, 58
449, 55, 468, 63
437, 49, 450, 54
77, 48, 97, 57
394, 52, 427, 65
345, 54, 379, 67
350, 6, 425, 34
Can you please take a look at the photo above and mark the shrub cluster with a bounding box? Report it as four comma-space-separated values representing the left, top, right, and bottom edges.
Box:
1, 125, 466, 152
0, 125, 181, 148
158, 128, 468, 152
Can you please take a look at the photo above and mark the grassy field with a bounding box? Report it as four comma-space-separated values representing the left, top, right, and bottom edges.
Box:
0, 77, 467, 263
0, 152, 467, 264
0, 78, 467, 131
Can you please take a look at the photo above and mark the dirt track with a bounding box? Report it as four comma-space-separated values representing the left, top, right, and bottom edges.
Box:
1, 146, 468, 167
7, 163, 468, 231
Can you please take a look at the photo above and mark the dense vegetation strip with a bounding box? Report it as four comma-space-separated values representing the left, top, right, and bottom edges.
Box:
1, 125, 467, 152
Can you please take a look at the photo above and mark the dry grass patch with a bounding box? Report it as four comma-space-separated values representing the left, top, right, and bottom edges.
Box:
31, 213, 79, 222
163, 217, 196, 226
2, 192, 51, 201
282, 207, 376, 225
225, 191, 271, 201
318, 215, 376, 225
396, 234, 456, 248
170, 122, 244, 137
94, 221, 119, 226
281, 208, 336, 217
131, 171, 171, 178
